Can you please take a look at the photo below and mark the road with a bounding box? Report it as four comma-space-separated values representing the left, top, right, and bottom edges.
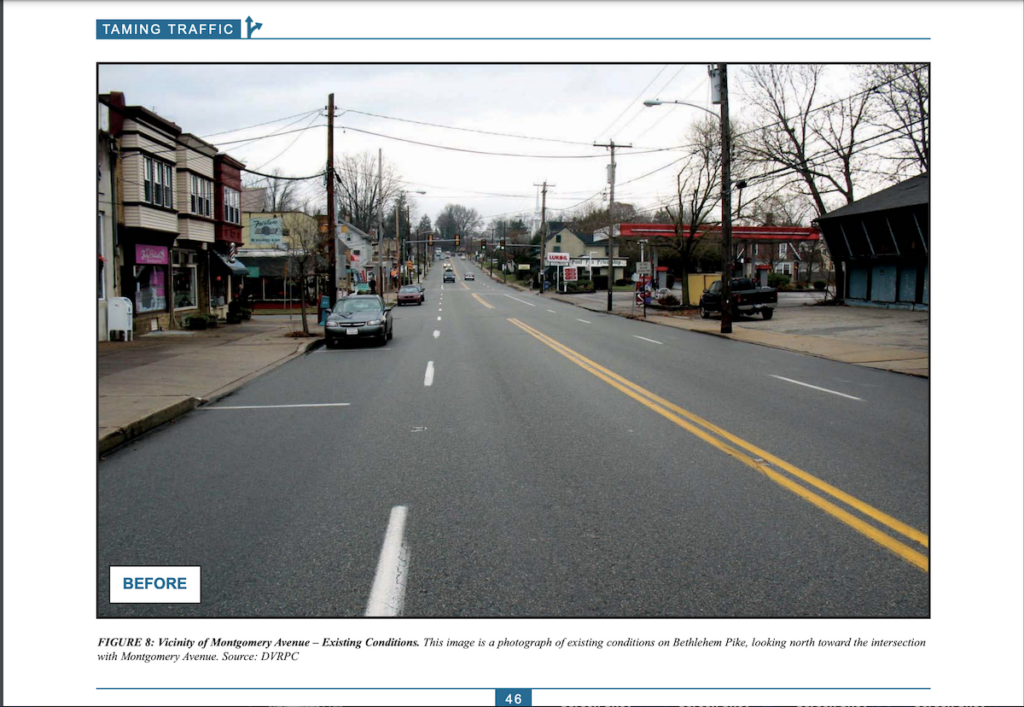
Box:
98, 257, 929, 617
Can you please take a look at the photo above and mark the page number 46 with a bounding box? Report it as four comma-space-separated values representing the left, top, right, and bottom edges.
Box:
495, 688, 532, 706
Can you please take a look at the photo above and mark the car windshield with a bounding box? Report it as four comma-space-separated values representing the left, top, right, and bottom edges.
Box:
333, 299, 382, 315
400, 286, 418, 293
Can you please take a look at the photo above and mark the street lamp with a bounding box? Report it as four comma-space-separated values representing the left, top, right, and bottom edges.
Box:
644, 65, 733, 333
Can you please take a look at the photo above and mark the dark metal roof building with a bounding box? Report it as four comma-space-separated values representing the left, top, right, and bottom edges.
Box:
813, 173, 929, 309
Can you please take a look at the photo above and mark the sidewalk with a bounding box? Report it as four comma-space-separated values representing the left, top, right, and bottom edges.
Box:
98, 315, 323, 454
475, 266, 929, 378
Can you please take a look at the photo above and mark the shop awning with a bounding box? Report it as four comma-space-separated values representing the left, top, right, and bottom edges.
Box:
214, 251, 249, 277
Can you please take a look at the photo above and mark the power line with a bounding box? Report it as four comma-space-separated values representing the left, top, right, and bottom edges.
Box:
593, 65, 669, 141
339, 107, 597, 147
200, 109, 320, 139
335, 124, 683, 159
251, 112, 322, 171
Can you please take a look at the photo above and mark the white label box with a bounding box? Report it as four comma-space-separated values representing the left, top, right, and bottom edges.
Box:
109, 566, 201, 603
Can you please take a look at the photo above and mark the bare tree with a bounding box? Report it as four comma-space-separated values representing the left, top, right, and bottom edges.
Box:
334, 152, 402, 234
742, 64, 876, 217
263, 167, 300, 212
861, 63, 929, 177
435, 204, 482, 242
285, 214, 329, 335
663, 116, 726, 304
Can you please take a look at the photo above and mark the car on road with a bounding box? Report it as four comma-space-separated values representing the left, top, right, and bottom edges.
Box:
324, 295, 394, 347
398, 285, 425, 305
464, 272, 475, 281
699, 277, 778, 320
443, 271, 456, 283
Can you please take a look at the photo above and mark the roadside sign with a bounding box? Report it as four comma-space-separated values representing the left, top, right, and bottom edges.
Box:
631, 273, 639, 282
563, 267, 578, 282
517, 263, 531, 271
636, 261, 652, 275
545, 252, 570, 264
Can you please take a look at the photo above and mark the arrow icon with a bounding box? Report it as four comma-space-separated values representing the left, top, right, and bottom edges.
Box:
245, 16, 263, 38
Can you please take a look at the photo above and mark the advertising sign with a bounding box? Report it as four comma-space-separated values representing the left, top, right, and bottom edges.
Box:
135, 244, 168, 265
250, 217, 284, 246
545, 252, 571, 264
563, 267, 578, 282
517, 263, 531, 271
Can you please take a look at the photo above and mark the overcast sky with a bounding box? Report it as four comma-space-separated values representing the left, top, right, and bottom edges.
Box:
99, 64, 858, 226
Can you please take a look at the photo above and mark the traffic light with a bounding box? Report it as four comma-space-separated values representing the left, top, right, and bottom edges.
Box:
454, 234, 460, 247
428, 234, 433, 247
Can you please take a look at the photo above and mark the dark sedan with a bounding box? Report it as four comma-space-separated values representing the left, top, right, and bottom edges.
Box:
324, 295, 394, 348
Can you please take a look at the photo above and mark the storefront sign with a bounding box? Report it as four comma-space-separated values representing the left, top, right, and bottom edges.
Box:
250, 217, 284, 246
135, 244, 168, 265
570, 258, 627, 268
245, 266, 260, 278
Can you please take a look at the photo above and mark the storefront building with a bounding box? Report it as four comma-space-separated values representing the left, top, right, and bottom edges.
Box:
102, 92, 182, 333
98, 99, 120, 341
212, 153, 248, 317
171, 133, 221, 327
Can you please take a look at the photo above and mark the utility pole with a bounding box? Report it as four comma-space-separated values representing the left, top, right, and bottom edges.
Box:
502, 221, 507, 284
711, 64, 733, 334
534, 181, 554, 294
377, 148, 384, 298
594, 139, 631, 311
326, 93, 336, 306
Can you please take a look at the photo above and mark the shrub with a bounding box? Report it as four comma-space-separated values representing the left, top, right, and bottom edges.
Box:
614, 278, 632, 286
657, 293, 681, 306
813, 280, 827, 291
767, 273, 791, 289
593, 275, 609, 290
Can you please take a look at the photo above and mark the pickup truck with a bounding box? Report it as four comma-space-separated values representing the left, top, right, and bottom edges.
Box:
699, 278, 778, 320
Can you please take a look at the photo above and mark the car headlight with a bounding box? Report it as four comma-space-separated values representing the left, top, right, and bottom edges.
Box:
326, 321, 341, 328
367, 319, 383, 326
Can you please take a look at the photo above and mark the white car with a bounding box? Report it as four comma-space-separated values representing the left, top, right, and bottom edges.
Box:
464, 272, 475, 281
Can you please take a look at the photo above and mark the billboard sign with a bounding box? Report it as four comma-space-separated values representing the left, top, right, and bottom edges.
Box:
250, 217, 284, 246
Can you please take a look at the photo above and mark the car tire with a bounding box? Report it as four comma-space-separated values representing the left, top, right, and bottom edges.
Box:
387, 326, 394, 341
325, 338, 337, 350
699, 304, 710, 319
762, 309, 774, 320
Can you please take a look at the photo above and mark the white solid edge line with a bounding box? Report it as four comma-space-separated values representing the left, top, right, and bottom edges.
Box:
770, 374, 864, 401
364, 505, 410, 617
504, 294, 536, 307
577, 318, 591, 324
204, 403, 351, 410
633, 335, 664, 345
424, 361, 435, 387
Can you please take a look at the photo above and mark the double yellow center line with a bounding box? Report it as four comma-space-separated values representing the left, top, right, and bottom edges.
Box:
508, 317, 929, 572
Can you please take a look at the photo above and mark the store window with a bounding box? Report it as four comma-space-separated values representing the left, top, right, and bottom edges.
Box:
172, 250, 198, 310
142, 157, 173, 208
134, 265, 167, 313
190, 175, 213, 218
223, 187, 240, 224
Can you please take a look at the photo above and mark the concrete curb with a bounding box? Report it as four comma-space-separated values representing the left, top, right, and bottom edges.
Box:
98, 396, 203, 456
544, 291, 929, 379
99, 336, 326, 456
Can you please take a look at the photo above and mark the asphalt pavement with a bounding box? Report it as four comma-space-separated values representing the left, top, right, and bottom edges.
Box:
98, 257, 929, 617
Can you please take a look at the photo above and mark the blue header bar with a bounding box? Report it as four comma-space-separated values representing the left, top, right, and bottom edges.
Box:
97, 20, 241, 39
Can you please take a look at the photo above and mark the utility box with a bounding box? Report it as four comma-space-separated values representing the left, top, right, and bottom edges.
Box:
107, 297, 134, 341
